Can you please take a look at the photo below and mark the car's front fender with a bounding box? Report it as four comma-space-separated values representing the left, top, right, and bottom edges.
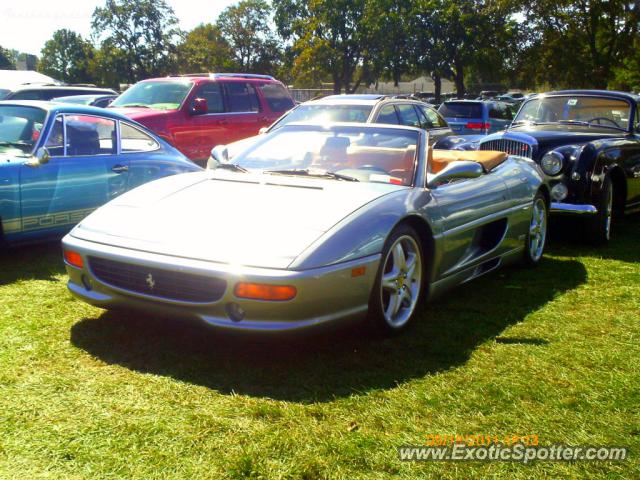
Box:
291, 189, 437, 270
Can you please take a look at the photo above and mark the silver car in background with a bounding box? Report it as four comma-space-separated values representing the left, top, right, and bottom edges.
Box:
62, 123, 549, 335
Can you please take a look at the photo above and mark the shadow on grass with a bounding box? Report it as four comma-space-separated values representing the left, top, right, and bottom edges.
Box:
70, 256, 587, 403
0, 242, 64, 285
548, 214, 640, 264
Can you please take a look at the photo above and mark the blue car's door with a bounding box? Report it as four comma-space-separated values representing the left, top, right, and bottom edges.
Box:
18, 113, 130, 239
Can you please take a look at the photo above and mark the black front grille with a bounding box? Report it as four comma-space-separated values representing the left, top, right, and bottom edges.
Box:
89, 256, 227, 303
480, 139, 533, 158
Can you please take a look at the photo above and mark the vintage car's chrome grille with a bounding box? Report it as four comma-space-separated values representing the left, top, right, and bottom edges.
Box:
480, 139, 533, 158
89, 256, 227, 303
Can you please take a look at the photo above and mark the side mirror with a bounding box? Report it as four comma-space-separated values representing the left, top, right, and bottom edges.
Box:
191, 97, 208, 115
258, 127, 268, 135
208, 145, 229, 169
427, 160, 483, 188
26, 147, 51, 167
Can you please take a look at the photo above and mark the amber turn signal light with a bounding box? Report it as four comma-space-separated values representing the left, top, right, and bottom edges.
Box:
63, 250, 84, 269
234, 282, 297, 301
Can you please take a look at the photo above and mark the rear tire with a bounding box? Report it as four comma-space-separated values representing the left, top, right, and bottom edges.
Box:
522, 191, 548, 267
367, 224, 425, 336
586, 175, 613, 245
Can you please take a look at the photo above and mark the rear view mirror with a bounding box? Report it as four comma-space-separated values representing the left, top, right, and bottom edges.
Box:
26, 147, 51, 167
208, 145, 229, 169
258, 127, 268, 135
191, 97, 208, 115
427, 160, 483, 188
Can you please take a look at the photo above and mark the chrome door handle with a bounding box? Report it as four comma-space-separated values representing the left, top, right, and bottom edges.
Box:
112, 164, 128, 174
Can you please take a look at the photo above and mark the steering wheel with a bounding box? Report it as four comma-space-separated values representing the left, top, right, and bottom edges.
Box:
587, 117, 620, 128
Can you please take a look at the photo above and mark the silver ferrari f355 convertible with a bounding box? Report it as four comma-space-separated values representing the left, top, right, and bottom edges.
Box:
62, 123, 549, 335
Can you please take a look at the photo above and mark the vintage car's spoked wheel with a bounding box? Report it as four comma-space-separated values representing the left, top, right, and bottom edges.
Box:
523, 192, 548, 266
368, 225, 424, 335
587, 175, 613, 245
603, 184, 613, 241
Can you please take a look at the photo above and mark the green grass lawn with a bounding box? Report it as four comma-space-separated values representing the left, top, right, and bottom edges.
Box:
1, 219, 639, 479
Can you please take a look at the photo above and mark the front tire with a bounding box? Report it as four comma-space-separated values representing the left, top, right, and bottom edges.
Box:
522, 191, 548, 266
367, 225, 425, 335
586, 175, 613, 245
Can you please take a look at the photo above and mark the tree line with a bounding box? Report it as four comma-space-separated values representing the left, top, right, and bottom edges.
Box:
2, 0, 639, 99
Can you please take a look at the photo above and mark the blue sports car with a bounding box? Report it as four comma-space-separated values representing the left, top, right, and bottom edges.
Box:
0, 101, 200, 246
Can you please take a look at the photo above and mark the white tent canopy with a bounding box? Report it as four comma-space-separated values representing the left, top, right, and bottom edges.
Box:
0, 70, 59, 88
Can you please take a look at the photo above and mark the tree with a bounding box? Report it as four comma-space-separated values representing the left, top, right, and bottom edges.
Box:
91, 0, 182, 85
37, 29, 94, 84
177, 24, 237, 73
365, 0, 415, 87
517, 0, 640, 89
216, 0, 282, 75
409, 0, 519, 97
0, 47, 15, 70
274, 0, 371, 93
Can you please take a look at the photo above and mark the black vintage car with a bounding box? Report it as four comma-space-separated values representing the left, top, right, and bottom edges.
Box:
478, 90, 640, 244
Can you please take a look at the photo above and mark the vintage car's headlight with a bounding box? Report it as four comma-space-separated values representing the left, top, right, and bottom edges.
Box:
551, 182, 569, 201
540, 151, 564, 176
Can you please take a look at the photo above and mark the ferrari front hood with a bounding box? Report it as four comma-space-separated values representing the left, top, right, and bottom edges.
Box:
73, 171, 401, 269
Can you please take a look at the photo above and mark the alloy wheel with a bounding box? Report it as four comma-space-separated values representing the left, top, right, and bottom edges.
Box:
380, 235, 422, 328
529, 197, 547, 262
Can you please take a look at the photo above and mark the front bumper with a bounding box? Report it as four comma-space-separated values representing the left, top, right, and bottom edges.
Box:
62, 235, 380, 332
550, 202, 598, 215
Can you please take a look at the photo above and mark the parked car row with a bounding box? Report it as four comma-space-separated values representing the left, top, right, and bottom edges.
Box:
1, 70, 639, 337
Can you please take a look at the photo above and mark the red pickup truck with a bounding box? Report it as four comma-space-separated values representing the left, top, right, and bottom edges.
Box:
110, 73, 295, 165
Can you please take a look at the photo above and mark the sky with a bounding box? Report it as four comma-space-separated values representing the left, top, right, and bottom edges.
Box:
0, 0, 239, 56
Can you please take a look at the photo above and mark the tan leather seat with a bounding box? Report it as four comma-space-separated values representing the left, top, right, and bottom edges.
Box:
430, 149, 508, 173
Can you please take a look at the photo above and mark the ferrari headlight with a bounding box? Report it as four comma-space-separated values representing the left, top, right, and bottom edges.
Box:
540, 151, 564, 176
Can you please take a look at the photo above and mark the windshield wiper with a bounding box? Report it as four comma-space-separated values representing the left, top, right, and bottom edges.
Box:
264, 168, 359, 182
557, 120, 591, 126
116, 103, 150, 108
215, 163, 248, 173
556, 120, 625, 131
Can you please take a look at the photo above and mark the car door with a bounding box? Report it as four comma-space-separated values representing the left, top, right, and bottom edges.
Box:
182, 81, 227, 161
19, 113, 129, 237
627, 108, 640, 207
256, 82, 295, 126
488, 102, 511, 133
119, 120, 181, 191
429, 170, 512, 278
415, 104, 453, 145
221, 81, 263, 143
375, 104, 401, 125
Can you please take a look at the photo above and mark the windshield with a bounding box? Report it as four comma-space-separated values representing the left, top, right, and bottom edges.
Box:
0, 89, 10, 100
233, 126, 419, 186
514, 95, 631, 130
111, 80, 192, 110
438, 102, 483, 119
0, 105, 47, 155
270, 104, 373, 130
